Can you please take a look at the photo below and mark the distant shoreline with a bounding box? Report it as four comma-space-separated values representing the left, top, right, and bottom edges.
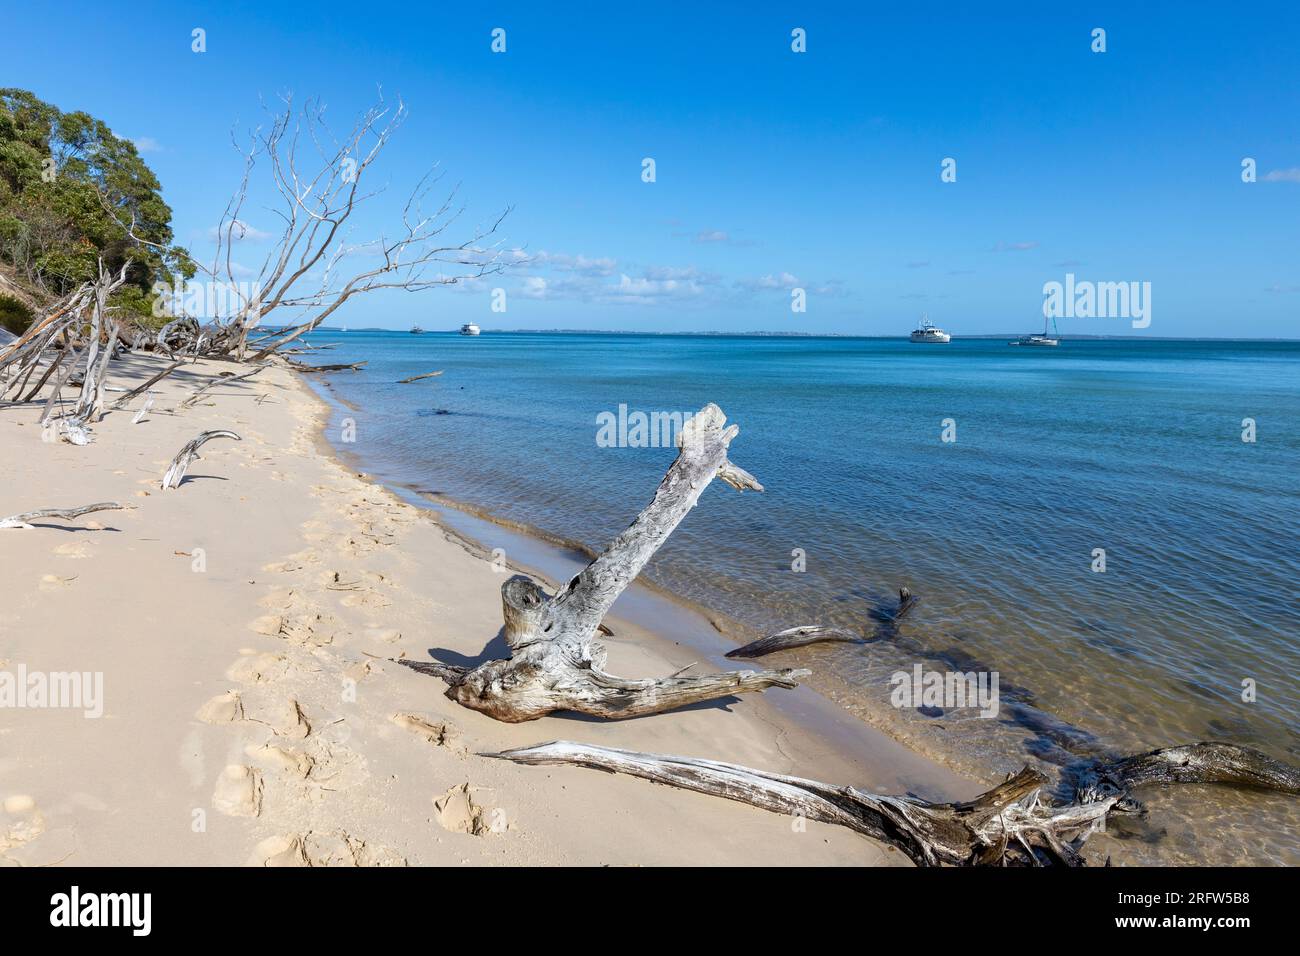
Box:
307, 327, 1300, 343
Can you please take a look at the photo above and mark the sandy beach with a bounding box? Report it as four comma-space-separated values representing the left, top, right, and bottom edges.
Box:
1, 353, 978, 867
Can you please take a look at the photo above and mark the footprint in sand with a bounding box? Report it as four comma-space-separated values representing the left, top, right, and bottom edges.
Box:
2, 796, 78, 866
212, 765, 263, 818
344, 659, 382, 682
250, 612, 335, 647
53, 541, 92, 559
227, 651, 289, 684
262, 560, 304, 574
250, 831, 405, 867
249, 833, 308, 867
196, 689, 246, 724
245, 742, 314, 779
237, 695, 312, 739
433, 784, 505, 836
364, 627, 402, 645
341, 590, 391, 610
390, 713, 464, 755
38, 574, 77, 592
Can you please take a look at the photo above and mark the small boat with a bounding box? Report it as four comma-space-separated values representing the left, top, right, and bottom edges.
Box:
459, 323, 481, 336
409, 326, 425, 334
909, 314, 951, 343
1013, 316, 1060, 347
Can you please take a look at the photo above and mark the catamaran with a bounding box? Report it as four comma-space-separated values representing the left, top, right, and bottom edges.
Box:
909, 314, 951, 343
459, 322, 481, 336
1013, 315, 1060, 347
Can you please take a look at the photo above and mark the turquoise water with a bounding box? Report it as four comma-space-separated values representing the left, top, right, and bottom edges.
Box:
306, 331, 1300, 862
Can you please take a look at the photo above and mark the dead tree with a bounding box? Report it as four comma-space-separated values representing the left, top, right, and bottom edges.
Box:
490, 740, 1300, 867
161, 430, 241, 489
399, 404, 808, 721
0, 263, 133, 439
122, 92, 512, 361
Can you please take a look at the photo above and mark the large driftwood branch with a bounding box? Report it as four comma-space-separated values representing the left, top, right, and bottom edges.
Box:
1, 502, 128, 530
108, 361, 184, 411
490, 740, 1300, 867
398, 404, 807, 722
161, 430, 242, 490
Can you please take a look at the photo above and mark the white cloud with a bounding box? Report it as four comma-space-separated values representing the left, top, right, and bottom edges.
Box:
132, 137, 162, 154
737, 271, 801, 292
994, 241, 1039, 252
208, 219, 273, 242
695, 229, 729, 243
1263, 167, 1300, 183
516, 250, 618, 276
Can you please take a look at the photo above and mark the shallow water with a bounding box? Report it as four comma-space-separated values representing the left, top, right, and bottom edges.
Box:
305, 330, 1300, 864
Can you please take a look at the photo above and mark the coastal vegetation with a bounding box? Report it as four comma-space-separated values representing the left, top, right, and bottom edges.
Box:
0, 88, 190, 324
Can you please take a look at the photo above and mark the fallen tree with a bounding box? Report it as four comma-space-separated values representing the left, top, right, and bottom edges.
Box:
490, 740, 1300, 867
398, 404, 808, 721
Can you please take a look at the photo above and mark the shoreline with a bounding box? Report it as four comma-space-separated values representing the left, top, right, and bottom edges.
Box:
304, 373, 1082, 788
301, 369, 981, 800
1, 352, 978, 866
300, 360, 1300, 866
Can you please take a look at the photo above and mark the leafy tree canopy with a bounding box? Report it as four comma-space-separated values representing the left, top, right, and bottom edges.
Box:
0, 88, 191, 320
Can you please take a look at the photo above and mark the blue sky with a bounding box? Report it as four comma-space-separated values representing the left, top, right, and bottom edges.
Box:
5, 1, 1299, 336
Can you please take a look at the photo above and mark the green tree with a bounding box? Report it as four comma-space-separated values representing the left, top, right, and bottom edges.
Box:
0, 88, 191, 323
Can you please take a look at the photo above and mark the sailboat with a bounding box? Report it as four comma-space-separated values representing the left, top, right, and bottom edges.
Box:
409, 326, 425, 334
1013, 315, 1060, 347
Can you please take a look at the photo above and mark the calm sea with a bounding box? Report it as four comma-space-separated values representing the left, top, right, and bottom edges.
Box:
304, 330, 1300, 864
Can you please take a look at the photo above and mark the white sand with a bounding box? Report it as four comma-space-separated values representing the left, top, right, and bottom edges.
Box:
0, 353, 977, 866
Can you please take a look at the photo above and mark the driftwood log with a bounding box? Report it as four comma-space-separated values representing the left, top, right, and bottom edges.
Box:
397, 370, 443, 383
490, 740, 1300, 867
287, 360, 367, 373
161, 430, 241, 490
398, 404, 808, 721
0, 502, 128, 530
726, 588, 919, 658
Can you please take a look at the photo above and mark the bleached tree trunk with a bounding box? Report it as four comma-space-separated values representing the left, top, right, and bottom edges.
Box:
400, 404, 809, 721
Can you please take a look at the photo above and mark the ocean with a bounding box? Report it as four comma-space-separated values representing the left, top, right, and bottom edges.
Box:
302, 330, 1300, 864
